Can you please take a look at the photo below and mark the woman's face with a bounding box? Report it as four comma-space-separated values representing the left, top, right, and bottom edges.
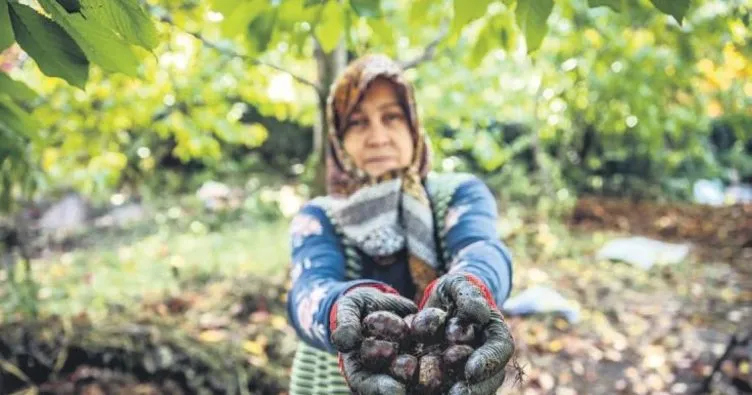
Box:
342, 78, 414, 178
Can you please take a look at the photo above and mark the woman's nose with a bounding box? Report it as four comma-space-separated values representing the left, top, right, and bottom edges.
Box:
366, 122, 391, 145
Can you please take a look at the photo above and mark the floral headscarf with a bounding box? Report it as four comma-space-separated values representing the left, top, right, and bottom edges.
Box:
324, 53, 439, 299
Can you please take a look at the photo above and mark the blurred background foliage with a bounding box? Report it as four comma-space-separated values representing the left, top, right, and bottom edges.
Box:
0, 0, 748, 212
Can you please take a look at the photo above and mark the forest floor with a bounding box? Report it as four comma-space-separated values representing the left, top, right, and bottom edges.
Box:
0, 196, 750, 395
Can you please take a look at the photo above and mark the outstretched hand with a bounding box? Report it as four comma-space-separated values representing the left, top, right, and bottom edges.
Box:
330, 285, 418, 395
420, 273, 515, 395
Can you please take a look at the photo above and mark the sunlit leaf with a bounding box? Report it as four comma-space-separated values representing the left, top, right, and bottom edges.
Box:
246, 123, 269, 146
55, 0, 81, 13
350, 0, 381, 18
315, 0, 344, 53
220, 0, 267, 38
8, 2, 89, 88
0, 73, 40, 102
367, 18, 394, 47
0, 1, 14, 51
276, 0, 308, 24
38, 0, 141, 77
650, 0, 689, 25
0, 95, 40, 145
514, 0, 554, 52
452, 0, 492, 34
468, 21, 492, 68
79, 0, 158, 50
409, 0, 432, 26
210, 0, 238, 15
246, 8, 278, 54
587, 0, 625, 12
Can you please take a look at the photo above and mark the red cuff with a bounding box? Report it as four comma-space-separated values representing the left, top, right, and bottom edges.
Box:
418, 274, 497, 310
329, 283, 399, 333
464, 273, 498, 310
418, 278, 440, 309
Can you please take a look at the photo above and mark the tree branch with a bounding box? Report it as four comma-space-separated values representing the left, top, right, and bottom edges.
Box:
155, 14, 323, 96
399, 21, 450, 70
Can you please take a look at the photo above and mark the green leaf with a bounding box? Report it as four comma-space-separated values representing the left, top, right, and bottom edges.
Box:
79, 0, 159, 50
38, 0, 140, 76
468, 20, 493, 68
0, 161, 13, 212
650, 0, 689, 25
246, 8, 278, 54
8, 2, 89, 88
56, 0, 81, 13
367, 18, 394, 47
0, 95, 40, 136
277, 0, 308, 24
453, 0, 492, 33
350, 0, 381, 18
489, 10, 517, 52
409, 0, 432, 26
0, 1, 14, 51
210, 0, 238, 15
221, 0, 267, 38
0, 73, 39, 102
587, 0, 624, 11
315, 0, 344, 53
514, 0, 554, 52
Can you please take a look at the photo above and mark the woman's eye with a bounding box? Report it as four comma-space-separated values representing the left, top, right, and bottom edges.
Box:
385, 113, 403, 122
348, 118, 366, 128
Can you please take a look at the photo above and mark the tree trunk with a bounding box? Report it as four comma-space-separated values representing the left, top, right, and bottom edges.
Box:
310, 39, 347, 197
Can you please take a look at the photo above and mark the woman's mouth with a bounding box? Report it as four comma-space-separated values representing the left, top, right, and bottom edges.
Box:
365, 156, 396, 165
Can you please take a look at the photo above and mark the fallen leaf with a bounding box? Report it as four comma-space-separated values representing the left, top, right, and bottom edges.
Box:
539, 372, 555, 391
646, 373, 665, 391
198, 329, 226, 343
625, 367, 640, 381
250, 311, 270, 323
248, 355, 269, 366
632, 382, 649, 395
572, 360, 585, 376
549, 339, 564, 353
740, 361, 750, 375
554, 318, 569, 330
642, 345, 667, 369
615, 379, 628, 391
555, 387, 576, 395
271, 315, 288, 330
243, 340, 265, 356
558, 371, 573, 385
605, 349, 623, 362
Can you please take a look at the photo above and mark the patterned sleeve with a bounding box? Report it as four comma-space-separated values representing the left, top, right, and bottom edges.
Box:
441, 175, 514, 306
285, 203, 385, 353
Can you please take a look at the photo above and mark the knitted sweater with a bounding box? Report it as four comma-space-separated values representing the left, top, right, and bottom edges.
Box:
285, 174, 513, 353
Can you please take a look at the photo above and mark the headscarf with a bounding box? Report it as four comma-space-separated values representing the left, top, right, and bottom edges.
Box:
324, 53, 439, 299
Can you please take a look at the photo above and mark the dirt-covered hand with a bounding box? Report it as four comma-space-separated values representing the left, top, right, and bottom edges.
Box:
330, 285, 418, 352
420, 273, 515, 395
329, 284, 418, 395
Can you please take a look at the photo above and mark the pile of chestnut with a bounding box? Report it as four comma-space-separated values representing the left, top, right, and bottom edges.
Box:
358, 306, 483, 394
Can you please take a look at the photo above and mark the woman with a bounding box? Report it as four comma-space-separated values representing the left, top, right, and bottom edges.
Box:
286, 54, 515, 395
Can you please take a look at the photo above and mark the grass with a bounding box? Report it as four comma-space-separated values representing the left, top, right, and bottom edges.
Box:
2, 196, 748, 393
1, 212, 291, 322
1, 199, 699, 323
